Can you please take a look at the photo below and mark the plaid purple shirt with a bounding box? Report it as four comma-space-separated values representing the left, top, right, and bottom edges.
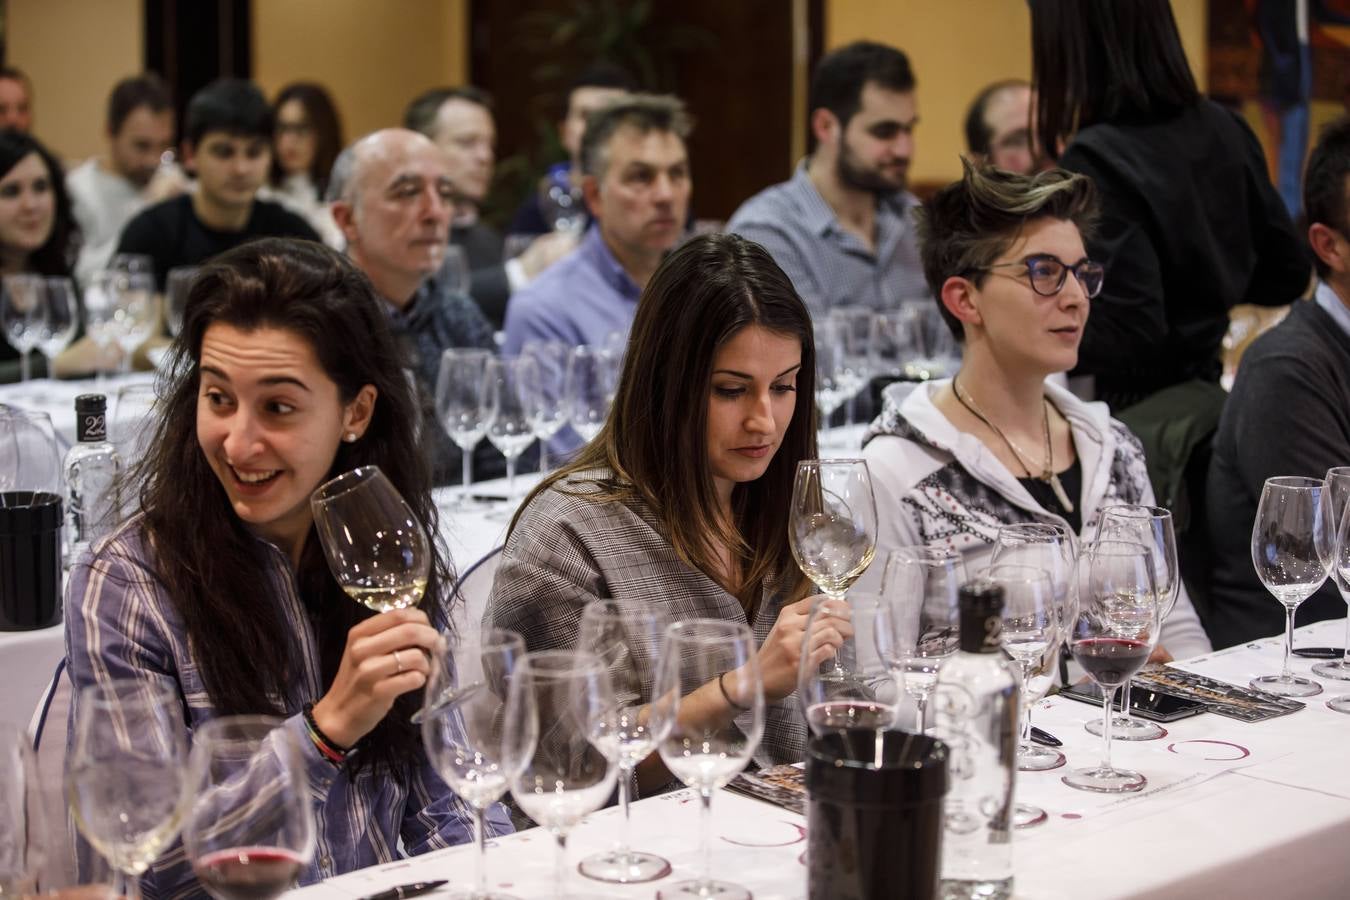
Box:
64, 519, 511, 899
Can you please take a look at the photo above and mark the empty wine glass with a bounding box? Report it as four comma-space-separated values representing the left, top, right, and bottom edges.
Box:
503, 650, 619, 900
483, 356, 540, 507
67, 679, 190, 900
982, 563, 1056, 827
576, 599, 674, 884
1090, 506, 1179, 740
789, 459, 878, 602
421, 629, 525, 900
111, 383, 158, 469
0, 406, 62, 493
563, 345, 615, 444
2, 273, 46, 381
827, 306, 873, 427
520, 339, 570, 472
109, 253, 155, 278
311, 465, 431, 613
868, 308, 921, 380
989, 523, 1072, 769
184, 716, 315, 900
1250, 476, 1333, 697
111, 271, 159, 373
796, 591, 900, 736
1325, 495, 1350, 714
0, 721, 45, 896
1313, 467, 1350, 687
164, 266, 199, 338
35, 276, 79, 376
539, 174, 587, 234
813, 322, 849, 446
878, 546, 964, 734
1063, 539, 1160, 794
650, 620, 764, 900
82, 271, 127, 377
436, 348, 495, 505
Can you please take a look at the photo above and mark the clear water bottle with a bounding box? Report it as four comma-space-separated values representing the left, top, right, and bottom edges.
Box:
934, 579, 1018, 900
63, 394, 122, 563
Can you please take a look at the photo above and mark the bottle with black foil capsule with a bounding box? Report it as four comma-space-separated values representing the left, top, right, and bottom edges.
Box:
934, 579, 1018, 900
63, 394, 122, 564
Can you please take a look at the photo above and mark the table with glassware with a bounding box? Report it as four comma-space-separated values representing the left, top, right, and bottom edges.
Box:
281, 619, 1350, 900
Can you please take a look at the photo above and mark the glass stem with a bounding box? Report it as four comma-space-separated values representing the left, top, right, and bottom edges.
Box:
1018, 665, 1032, 749
699, 788, 714, 889
916, 692, 928, 735
124, 871, 143, 900
617, 762, 633, 857
473, 806, 487, 898
1100, 687, 1116, 772
19, 348, 30, 382
846, 392, 856, 427
1119, 681, 1135, 724
554, 832, 568, 900
461, 447, 473, 502
1342, 597, 1350, 666
506, 454, 517, 502
1281, 604, 1297, 680
539, 440, 549, 473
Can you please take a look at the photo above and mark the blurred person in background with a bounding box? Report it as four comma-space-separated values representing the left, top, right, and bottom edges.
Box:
0, 66, 33, 132
266, 81, 345, 247
67, 73, 177, 285
964, 78, 1036, 175
404, 85, 576, 327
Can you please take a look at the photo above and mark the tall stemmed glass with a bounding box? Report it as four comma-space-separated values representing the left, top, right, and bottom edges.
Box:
503, 651, 619, 900
0, 406, 62, 493
982, 564, 1056, 827
520, 339, 570, 472
435, 348, 495, 506
989, 522, 1073, 767
576, 599, 674, 884
184, 716, 315, 900
67, 679, 190, 900
421, 629, 526, 900
797, 591, 899, 734
484, 356, 540, 508
827, 306, 872, 427
563, 345, 614, 444
813, 323, 849, 447
107, 269, 159, 375
0, 721, 45, 896
878, 546, 963, 734
1089, 506, 1179, 740
650, 620, 764, 900
34, 276, 79, 377
1313, 467, 1350, 686
1325, 499, 1350, 713
1, 273, 45, 381
1250, 476, 1333, 697
1063, 540, 1160, 793
82, 271, 125, 379
311, 465, 431, 613
164, 267, 199, 338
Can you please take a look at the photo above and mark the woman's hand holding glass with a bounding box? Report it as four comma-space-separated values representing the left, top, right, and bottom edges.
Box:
754, 595, 851, 702
184, 716, 315, 900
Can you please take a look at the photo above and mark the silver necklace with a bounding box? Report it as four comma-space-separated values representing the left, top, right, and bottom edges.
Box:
952, 377, 1075, 513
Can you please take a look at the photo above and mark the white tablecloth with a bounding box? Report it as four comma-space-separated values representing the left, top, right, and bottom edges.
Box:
287, 619, 1350, 900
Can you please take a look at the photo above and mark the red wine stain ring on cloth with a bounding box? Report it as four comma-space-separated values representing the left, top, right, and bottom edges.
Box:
1166, 739, 1250, 761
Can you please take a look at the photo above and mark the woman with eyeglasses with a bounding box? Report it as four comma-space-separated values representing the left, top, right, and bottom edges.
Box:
863, 162, 1210, 660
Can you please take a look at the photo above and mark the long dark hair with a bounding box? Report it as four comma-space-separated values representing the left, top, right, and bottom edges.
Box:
124, 238, 450, 779
0, 130, 76, 276
512, 233, 818, 611
270, 82, 344, 194
1030, 0, 1200, 161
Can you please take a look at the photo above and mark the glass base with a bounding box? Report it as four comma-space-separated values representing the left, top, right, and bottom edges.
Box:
1017, 743, 1065, 771
1084, 715, 1166, 741
1250, 674, 1323, 697
1311, 659, 1350, 681
1013, 802, 1047, 828
657, 879, 752, 899
445, 891, 523, 900
1062, 765, 1146, 793
1327, 695, 1350, 714
578, 848, 672, 884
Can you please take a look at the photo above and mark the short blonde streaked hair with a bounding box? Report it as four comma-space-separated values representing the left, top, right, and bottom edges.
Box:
917, 158, 1099, 338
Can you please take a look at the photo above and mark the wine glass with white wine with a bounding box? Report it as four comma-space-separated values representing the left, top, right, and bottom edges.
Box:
310, 466, 431, 612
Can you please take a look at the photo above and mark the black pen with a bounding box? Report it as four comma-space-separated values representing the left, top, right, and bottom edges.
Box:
1292, 647, 1343, 659
1029, 726, 1062, 747
360, 880, 447, 900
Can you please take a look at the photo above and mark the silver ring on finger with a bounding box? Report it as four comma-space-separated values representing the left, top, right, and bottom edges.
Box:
393, 649, 404, 674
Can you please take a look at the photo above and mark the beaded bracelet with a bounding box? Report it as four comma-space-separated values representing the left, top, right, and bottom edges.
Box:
302, 703, 348, 767
718, 671, 750, 712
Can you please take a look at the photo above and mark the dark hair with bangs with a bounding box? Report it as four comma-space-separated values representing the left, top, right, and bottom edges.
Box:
0, 130, 77, 277
111, 237, 451, 780
511, 232, 817, 611
919, 159, 1099, 339
185, 78, 273, 146
1031, 0, 1199, 162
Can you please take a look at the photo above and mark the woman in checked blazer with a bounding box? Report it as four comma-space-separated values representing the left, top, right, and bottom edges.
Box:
486, 232, 848, 789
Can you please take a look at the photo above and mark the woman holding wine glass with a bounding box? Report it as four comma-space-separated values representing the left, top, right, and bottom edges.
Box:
64, 239, 509, 896
862, 161, 1210, 661
487, 233, 851, 788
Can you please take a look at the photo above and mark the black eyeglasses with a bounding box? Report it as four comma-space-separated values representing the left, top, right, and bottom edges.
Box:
973, 254, 1105, 299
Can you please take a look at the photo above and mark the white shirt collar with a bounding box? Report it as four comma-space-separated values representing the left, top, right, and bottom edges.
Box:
1314, 280, 1350, 339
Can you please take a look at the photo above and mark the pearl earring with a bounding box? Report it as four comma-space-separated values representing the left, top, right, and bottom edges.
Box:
344, 432, 357, 443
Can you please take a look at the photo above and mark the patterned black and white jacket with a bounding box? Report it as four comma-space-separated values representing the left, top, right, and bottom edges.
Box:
862, 379, 1211, 660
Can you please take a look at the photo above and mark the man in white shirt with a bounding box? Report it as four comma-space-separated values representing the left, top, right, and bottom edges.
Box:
66, 74, 176, 284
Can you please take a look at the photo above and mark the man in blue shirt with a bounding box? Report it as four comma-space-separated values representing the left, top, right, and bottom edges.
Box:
728, 42, 927, 316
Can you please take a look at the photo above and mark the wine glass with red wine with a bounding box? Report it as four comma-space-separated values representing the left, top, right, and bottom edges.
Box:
1062, 539, 1160, 794
185, 716, 315, 900
796, 591, 900, 737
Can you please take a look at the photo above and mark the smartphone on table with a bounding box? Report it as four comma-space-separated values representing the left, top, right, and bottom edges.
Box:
1059, 681, 1208, 722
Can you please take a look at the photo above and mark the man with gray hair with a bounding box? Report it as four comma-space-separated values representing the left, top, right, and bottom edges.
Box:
329, 128, 496, 482
502, 93, 692, 358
